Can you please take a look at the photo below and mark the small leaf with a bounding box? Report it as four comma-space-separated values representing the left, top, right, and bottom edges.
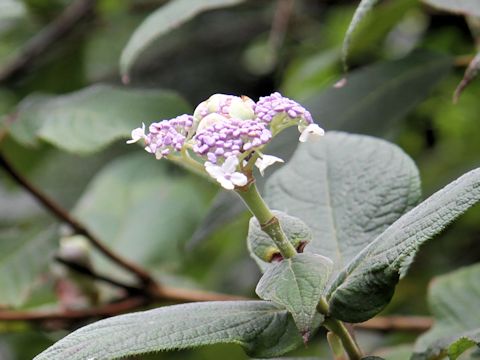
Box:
34, 301, 303, 359
342, 0, 381, 70
120, 0, 246, 78
247, 211, 312, 271
421, 0, 480, 17
453, 52, 480, 103
0, 227, 57, 307
9, 84, 190, 154
265, 132, 421, 274
413, 263, 480, 359
256, 253, 333, 336
328, 167, 480, 322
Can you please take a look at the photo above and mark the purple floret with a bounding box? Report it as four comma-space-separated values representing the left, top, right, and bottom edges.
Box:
254, 92, 313, 125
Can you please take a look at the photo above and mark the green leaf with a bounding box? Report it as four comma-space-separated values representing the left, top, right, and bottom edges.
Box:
328, 167, 480, 323
256, 253, 332, 336
73, 153, 215, 278
265, 132, 421, 274
421, 0, 480, 17
454, 52, 480, 103
247, 211, 312, 270
33, 301, 303, 359
342, 0, 381, 69
120, 0, 246, 78
9, 84, 190, 154
305, 51, 453, 136
413, 263, 480, 359
0, 227, 57, 307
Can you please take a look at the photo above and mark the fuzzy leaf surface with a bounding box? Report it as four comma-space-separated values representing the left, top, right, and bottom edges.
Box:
34, 301, 303, 359
413, 263, 480, 359
9, 85, 189, 154
265, 132, 421, 274
328, 168, 480, 322
256, 253, 333, 335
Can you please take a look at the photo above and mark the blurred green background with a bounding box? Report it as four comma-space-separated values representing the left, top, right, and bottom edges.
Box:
0, 0, 479, 359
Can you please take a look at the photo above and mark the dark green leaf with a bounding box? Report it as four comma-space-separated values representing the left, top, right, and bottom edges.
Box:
256, 253, 332, 335
328, 168, 480, 322
305, 51, 453, 136
120, 0, 246, 78
342, 0, 381, 69
265, 132, 421, 274
413, 263, 480, 359
9, 85, 190, 154
34, 301, 303, 359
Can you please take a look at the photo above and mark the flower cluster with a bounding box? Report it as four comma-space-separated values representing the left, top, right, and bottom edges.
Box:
193, 118, 271, 164
128, 92, 324, 189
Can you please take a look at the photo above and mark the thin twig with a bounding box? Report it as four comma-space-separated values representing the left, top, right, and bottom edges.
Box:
0, 297, 147, 321
355, 316, 433, 332
55, 256, 144, 295
0, 153, 155, 285
56, 256, 246, 302
0, 0, 96, 83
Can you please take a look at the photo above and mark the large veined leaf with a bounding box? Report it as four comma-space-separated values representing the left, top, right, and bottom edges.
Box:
305, 51, 452, 136
120, 0, 246, 78
256, 253, 332, 336
265, 132, 421, 273
34, 301, 303, 359
9, 85, 190, 154
73, 153, 215, 278
0, 227, 57, 307
412, 263, 480, 360
327, 167, 480, 322
421, 0, 480, 17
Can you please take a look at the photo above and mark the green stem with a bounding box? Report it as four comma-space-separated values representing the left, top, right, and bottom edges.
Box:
235, 182, 297, 259
318, 298, 363, 360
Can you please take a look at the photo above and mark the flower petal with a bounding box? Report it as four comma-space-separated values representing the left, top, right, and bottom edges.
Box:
126, 123, 146, 144
205, 163, 224, 179
222, 156, 239, 173
299, 123, 325, 143
255, 155, 284, 176
230, 172, 248, 187
218, 177, 235, 190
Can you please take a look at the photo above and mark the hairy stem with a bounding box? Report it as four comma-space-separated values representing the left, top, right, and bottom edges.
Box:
318, 298, 363, 360
235, 181, 297, 258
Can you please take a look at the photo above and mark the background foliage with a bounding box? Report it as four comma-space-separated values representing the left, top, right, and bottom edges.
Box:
0, 0, 479, 359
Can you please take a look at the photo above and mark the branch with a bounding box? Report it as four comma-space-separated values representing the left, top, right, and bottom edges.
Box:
355, 316, 433, 332
0, 153, 155, 285
0, 0, 95, 83
0, 297, 147, 321
56, 256, 245, 302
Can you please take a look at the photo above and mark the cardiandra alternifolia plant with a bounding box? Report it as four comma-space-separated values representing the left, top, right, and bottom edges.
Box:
35, 93, 480, 360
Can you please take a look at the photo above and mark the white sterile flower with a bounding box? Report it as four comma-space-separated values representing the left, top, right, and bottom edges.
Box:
299, 123, 325, 143
205, 156, 248, 190
126, 123, 146, 144
255, 155, 284, 176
